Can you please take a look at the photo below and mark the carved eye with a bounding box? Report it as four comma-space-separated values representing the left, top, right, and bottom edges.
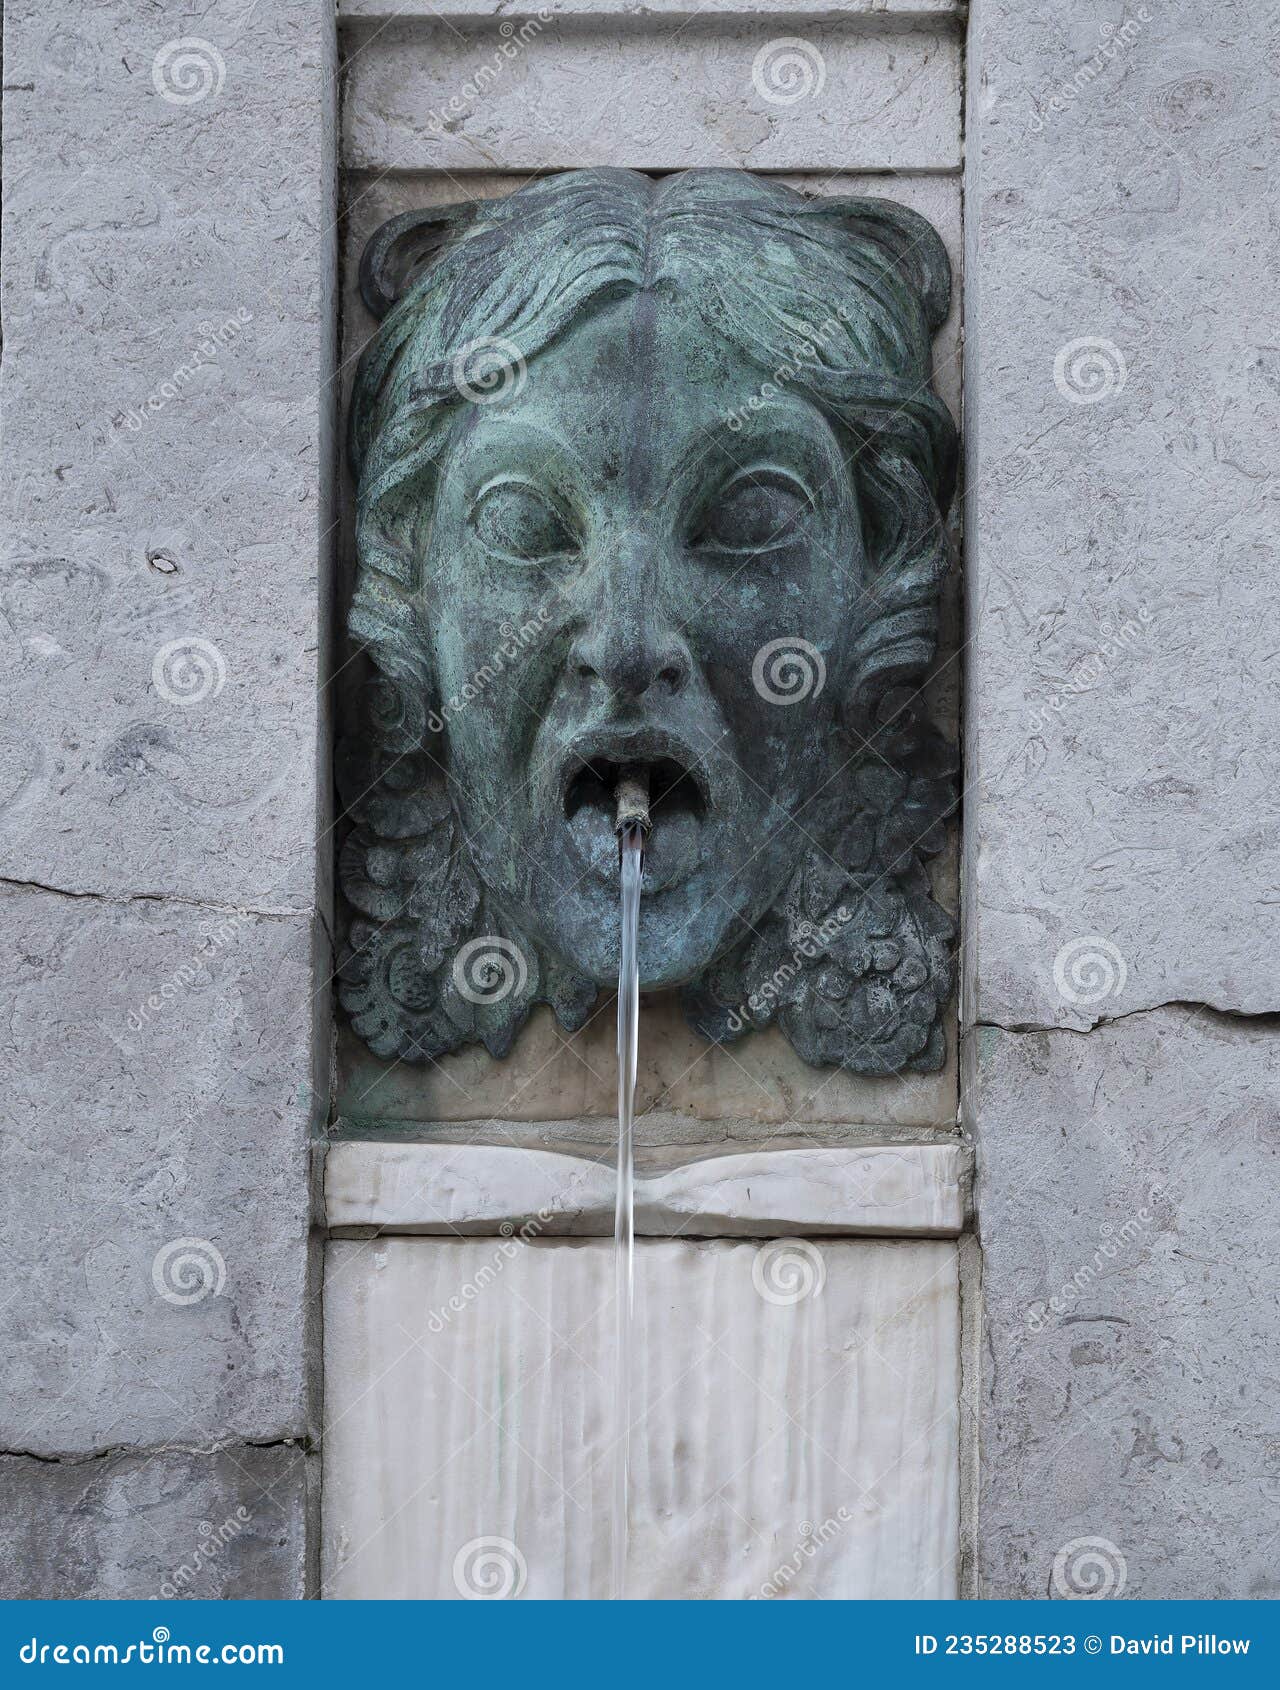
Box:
471, 479, 576, 563
692, 468, 813, 555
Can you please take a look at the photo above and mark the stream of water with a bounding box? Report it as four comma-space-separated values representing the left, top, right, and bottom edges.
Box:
611, 822, 644, 1601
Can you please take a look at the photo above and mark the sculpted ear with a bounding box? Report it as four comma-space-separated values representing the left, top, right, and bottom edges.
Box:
805, 196, 951, 334
360, 202, 479, 319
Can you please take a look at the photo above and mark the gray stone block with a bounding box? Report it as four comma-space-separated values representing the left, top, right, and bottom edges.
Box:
0, 0, 336, 908
0, 0, 332, 1598
964, 0, 1280, 1029
0, 1445, 309, 1600
0, 886, 319, 1456
342, 14, 962, 172
970, 1009, 1280, 1599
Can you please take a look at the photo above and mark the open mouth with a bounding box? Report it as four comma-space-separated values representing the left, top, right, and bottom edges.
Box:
559, 737, 713, 891
564, 755, 708, 828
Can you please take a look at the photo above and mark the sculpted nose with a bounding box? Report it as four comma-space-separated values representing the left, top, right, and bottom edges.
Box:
570, 611, 692, 703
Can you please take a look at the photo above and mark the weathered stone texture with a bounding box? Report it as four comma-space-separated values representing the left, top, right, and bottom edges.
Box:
0, 0, 334, 1597
0, 1445, 308, 1600
964, 0, 1280, 1030
343, 15, 962, 173
0, 887, 318, 1456
965, 0, 1280, 1601
0, 0, 335, 907
341, 2, 960, 16
970, 1009, 1280, 1599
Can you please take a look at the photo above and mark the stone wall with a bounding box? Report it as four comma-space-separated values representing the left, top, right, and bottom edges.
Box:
0, 0, 336, 1598
964, 0, 1280, 1600
5, 0, 1276, 1603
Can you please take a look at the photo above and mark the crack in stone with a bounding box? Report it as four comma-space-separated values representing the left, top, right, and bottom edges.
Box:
972, 1000, 1280, 1038
0, 875, 313, 923
0, 1436, 313, 1467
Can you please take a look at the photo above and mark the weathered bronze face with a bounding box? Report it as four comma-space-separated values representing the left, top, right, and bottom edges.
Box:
341, 169, 958, 1076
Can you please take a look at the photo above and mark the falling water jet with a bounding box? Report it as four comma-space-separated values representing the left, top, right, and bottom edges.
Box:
612, 766, 649, 1601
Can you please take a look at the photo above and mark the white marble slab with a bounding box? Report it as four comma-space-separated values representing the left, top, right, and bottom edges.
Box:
325, 1140, 967, 1237
322, 1236, 959, 1598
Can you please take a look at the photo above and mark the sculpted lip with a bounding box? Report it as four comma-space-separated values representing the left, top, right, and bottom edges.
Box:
558, 727, 714, 822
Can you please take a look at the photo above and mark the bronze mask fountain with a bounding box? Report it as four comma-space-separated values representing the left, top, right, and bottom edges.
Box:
339, 168, 958, 1077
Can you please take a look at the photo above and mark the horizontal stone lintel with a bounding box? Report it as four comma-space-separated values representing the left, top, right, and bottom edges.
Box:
341, 2, 959, 20
325, 1141, 967, 1238
342, 15, 961, 174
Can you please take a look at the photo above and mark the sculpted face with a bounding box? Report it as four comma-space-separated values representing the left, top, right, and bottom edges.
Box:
429, 295, 866, 987
341, 169, 959, 1076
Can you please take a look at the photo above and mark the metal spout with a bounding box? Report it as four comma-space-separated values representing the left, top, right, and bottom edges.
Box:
614, 765, 651, 836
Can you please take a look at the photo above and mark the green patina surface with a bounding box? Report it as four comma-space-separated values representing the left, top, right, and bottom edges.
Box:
339, 168, 958, 1078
